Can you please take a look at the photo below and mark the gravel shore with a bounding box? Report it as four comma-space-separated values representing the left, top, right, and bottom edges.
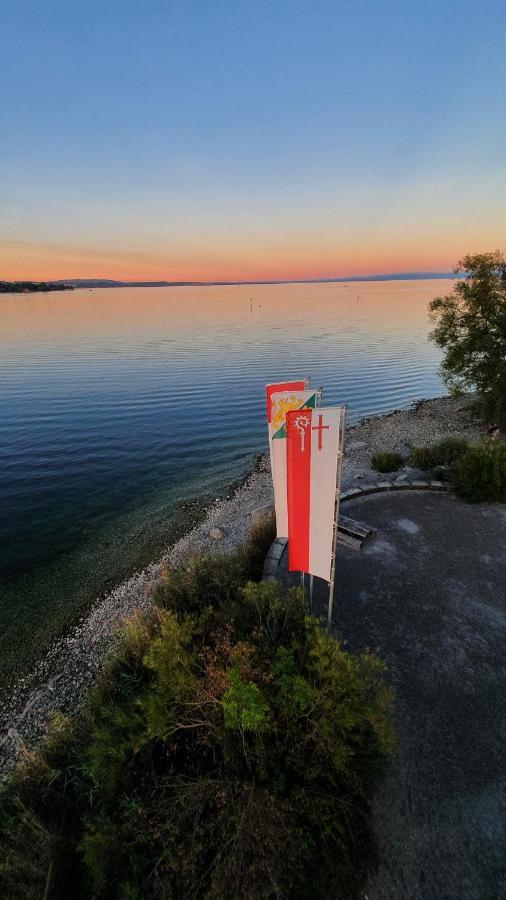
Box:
0, 395, 482, 775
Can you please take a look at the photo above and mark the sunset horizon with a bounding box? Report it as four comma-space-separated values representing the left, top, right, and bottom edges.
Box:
0, 246, 486, 286
3, 3, 505, 286
1, 234, 502, 285
1, 265, 458, 285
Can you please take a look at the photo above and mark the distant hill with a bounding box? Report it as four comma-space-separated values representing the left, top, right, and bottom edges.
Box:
49, 279, 150, 288
48, 272, 454, 289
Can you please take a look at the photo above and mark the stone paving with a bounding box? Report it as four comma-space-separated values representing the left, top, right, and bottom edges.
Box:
276, 491, 506, 900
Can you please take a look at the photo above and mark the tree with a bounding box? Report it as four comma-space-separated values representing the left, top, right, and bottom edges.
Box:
429, 251, 506, 423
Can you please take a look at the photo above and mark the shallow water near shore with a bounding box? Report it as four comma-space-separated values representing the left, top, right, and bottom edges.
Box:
0, 279, 448, 678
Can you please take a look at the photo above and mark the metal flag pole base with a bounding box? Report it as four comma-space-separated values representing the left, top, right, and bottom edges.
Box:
327, 489, 339, 631
327, 530, 337, 633
327, 580, 334, 633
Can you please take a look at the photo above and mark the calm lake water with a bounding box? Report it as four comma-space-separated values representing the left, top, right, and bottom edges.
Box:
0, 280, 449, 677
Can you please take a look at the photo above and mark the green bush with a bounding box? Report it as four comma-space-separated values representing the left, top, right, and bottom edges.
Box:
431, 436, 469, 465
152, 512, 276, 617
452, 439, 506, 503
371, 451, 404, 473
0, 557, 393, 899
409, 437, 469, 470
409, 445, 437, 469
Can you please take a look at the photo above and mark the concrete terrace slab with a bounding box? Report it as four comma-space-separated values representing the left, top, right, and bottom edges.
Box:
279, 492, 506, 900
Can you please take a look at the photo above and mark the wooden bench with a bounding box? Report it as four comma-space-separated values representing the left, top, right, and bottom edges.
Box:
337, 513, 376, 550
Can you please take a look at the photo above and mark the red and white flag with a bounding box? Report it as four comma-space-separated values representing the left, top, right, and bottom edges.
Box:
265, 380, 309, 536
286, 406, 345, 581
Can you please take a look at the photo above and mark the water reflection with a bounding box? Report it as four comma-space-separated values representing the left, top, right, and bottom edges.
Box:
0, 279, 447, 580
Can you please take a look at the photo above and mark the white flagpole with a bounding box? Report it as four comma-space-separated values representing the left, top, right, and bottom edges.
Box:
309, 387, 323, 614
327, 406, 347, 633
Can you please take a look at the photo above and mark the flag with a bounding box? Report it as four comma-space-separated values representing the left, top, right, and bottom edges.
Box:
265, 380, 308, 428
269, 389, 318, 536
286, 406, 345, 581
265, 380, 309, 536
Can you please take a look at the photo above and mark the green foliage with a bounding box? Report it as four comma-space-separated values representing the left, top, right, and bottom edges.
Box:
408, 433, 506, 502
272, 646, 313, 717
153, 551, 245, 618
371, 451, 404, 472
432, 436, 469, 464
429, 251, 506, 423
222, 667, 269, 732
152, 513, 275, 618
409, 436, 469, 470
451, 439, 506, 503
0, 539, 393, 900
409, 445, 437, 469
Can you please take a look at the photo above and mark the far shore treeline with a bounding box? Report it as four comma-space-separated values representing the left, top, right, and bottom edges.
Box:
1, 272, 456, 294
0, 281, 74, 294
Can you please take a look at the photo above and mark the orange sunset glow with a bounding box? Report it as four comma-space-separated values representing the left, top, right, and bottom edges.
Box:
2, 220, 504, 284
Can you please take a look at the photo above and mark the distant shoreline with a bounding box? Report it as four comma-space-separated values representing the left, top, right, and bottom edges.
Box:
3, 272, 456, 292
0, 281, 74, 294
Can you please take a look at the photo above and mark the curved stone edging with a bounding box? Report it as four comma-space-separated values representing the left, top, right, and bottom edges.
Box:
263, 478, 450, 581
339, 476, 449, 503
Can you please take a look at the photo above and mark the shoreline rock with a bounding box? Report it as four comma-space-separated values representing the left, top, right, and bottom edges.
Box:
0, 395, 483, 775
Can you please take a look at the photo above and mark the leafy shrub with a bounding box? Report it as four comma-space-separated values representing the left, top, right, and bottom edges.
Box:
452, 439, 506, 503
409, 437, 469, 470
152, 512, 275, 617
431, 436, 469, 465
409, 445, 437, 469
371, 451, 404, 473
0, 573, 392, 899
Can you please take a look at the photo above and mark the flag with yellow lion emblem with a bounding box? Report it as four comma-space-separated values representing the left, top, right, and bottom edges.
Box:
266, 385, 318, 537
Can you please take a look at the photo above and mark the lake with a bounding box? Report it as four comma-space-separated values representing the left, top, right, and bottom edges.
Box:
0, 279, 449, 679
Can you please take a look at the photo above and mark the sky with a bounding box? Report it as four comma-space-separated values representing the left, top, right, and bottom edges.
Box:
1, 0, 505, 282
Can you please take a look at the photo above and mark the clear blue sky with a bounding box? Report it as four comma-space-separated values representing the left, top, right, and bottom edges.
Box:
2, 0, 505, 280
